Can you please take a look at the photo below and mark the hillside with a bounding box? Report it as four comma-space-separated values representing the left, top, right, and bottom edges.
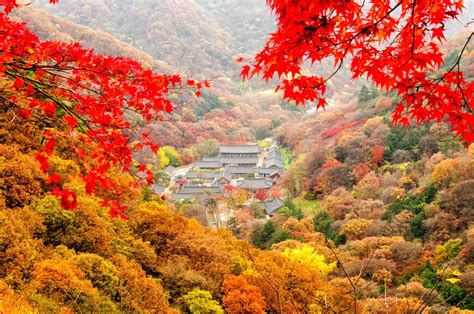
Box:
194, 0, 275, 53
11, 7, 176, 74
4, 79, 473, 313
31, 0, 362, 101
33, 0, 236, 76
1, 0, 474, 313
12, 5, 306, 156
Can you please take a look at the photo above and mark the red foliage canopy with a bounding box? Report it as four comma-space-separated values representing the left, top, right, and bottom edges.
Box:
1, 0, 204, 217
255, 189, 269, 202
244, 0, 474, 143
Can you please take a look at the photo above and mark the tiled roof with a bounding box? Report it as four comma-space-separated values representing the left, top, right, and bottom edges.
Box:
237, 178, 273, 190
174, 174, 186, 180
216, 167, 232, 182
171, 193, 194, 200
219, 144, 260, 154
203, 157, 219, 161
255, 167, 279, 174
269, 146, 282, 156
226, 165, 256, 174
172, 184, 224, 201
265, 157, 283, 168
194, 158, 221, 169
186, 171, 219, 179
219, 157, 259, 165
261, 198, 285, 216
152, 184, 164, 195
179, 185, 221, 194
163, 165, 176, 176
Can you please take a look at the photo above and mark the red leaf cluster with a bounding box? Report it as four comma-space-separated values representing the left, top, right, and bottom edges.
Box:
255, 189, 269, 202
244, 0, 473, 143
1, 0, 206, 217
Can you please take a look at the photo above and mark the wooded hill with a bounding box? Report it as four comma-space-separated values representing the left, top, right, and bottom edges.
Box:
1, 0, 473, 312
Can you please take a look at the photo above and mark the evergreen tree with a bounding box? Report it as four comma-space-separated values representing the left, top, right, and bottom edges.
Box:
358, 85, 370, 103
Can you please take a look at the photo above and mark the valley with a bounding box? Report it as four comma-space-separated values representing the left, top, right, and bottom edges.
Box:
1, 0, 474, 313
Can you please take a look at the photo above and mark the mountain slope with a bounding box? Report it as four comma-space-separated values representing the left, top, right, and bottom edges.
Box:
194, 0, 275, 53
12, 7, 176, 74
34, 0, 235, 75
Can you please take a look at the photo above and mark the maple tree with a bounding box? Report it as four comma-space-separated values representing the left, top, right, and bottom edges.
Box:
1, 0, 205, 217
255, 189, 269, 202
243, 0, 474, 143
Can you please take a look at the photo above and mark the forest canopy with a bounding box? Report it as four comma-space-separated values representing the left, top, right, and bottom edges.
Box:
1, 0, 474, 313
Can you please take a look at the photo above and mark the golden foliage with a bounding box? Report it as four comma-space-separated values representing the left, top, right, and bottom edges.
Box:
340, 218, 374, 240
0, 144, 45, 209
111, 254, 173, 313
0, 280, 35, 313
0, 209, 45, 286
27, 257, 103, 312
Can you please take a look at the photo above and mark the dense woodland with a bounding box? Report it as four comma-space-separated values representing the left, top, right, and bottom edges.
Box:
1, 0, 474, 313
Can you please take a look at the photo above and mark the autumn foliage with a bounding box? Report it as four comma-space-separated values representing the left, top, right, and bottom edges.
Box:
221, 276, 266, 314
1, 0, 204, 217
2, 0, 474, 312
244, 0, 474, 143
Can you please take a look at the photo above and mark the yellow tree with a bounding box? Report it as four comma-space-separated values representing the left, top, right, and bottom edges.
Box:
281, 244, 336, 278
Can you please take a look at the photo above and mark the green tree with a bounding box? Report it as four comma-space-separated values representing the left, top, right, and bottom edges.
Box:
434, 239, 463, 263
440, 282, 470, 308
369, 85, 379, 99
384, 126, 424, 159
281, 199, 304, 220
358, 85, 370, 103
382, 184, 437, 221
313, 211, 346, 245
252, 221, 292, 249
410, 212, 426, 239
419, 261, 437, 289
160, 146, 180, 167
252, 221, 277, 248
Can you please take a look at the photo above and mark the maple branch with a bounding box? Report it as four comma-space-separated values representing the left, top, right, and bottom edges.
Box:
452, 32, 473, 113
344, 0, 404, 46
30, 83, 93, 132
415, 32, 474, 114
272, 0, 402, 76
40, 68, 102, 95
3, 69, 94, 134
299, 1, 404, 92
5, 67, 83, 97
410, 0, 417, 56
324, 0, 404, 50
444, 32, 473, 75
2, 98, 56, 128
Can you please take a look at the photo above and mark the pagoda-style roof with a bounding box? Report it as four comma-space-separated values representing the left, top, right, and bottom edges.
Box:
237, 178, 273, 190
219, 144, 260, 154
219, 157, 258, 165
194, 157, 221, 169
260, 198, 286, 216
